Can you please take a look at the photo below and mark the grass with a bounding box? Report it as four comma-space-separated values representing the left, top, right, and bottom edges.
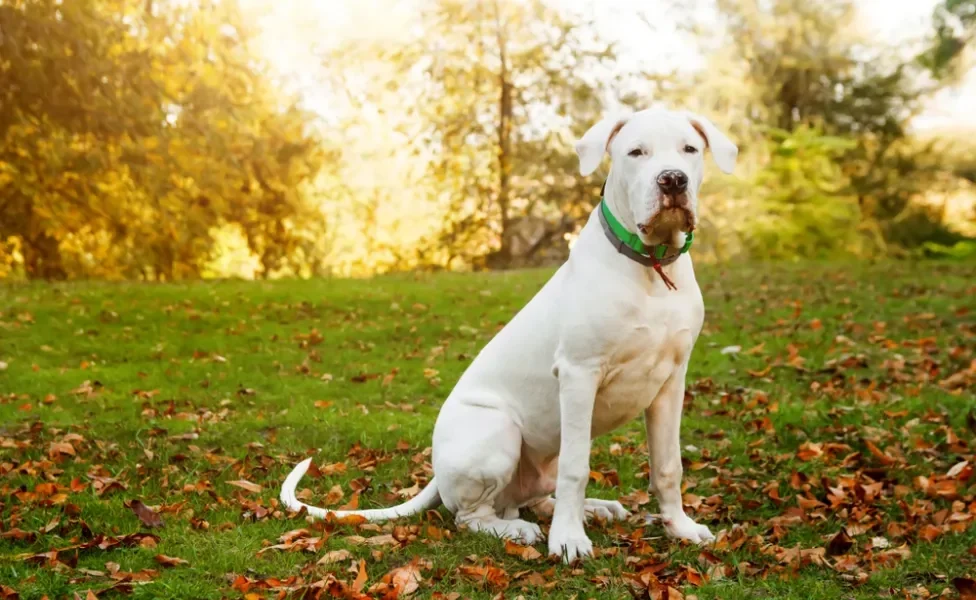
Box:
1, 261, 974, 600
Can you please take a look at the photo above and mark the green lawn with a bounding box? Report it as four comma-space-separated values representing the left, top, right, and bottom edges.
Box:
1, 261, 974, 600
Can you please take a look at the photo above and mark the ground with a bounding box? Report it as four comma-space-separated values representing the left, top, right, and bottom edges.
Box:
1, 261, 974, 600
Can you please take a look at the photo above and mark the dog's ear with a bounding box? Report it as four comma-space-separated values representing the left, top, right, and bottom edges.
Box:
574, 112, 631, 176
685, 113, 738, 174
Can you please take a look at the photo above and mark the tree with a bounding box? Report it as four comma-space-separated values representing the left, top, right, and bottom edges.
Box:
322, 0, 627, 270
0, 0, 326, 279
659, 0, 975, 258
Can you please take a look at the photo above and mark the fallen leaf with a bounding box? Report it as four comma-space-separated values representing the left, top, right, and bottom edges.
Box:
947, 460, 970, 479
954, 577, 976, 599
48, 441, 76, 458
747, 365, 772, 378
917, 524, 943, 542
459, 564, 509, 590
125, 499, 164, 528
154, 554, 189, 567
227, 480, 262, 493
325, 484, 344, 505
339, 492, 360, 511
397, 482, 421, 498
504, 540, 542, 561
362, 534, 398, 547
352, 560, 368, 593
317, 549, 352, 565
351, 373, 380, 383
826, 529, 853, 556
384, 563, 423, 596
1, 529, 36, 543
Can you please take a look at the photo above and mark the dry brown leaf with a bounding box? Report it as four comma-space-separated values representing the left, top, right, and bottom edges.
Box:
324, 484, 344, 505
917, 524, 943, 542
947, 460, 970, 479
364, 534, 397, 547
49, 441, 76, 458
458, 564, 509, 590
825, 529, 853, 556
227, 480, 262, 493
747, 365, 772, 378
384, 564, 423, 596
954, 577, 976, 599
339, 493, 360, 511
504, 540, 542, 561
154, 554, 189, 567
317, 549, 352, 565
397, 482, 421, 498
125, 499, 164, 528
352, 559, 368, 593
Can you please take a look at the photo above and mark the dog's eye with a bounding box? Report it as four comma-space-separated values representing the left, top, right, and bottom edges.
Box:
628, 148, 645, 157
683, 145, 699, 154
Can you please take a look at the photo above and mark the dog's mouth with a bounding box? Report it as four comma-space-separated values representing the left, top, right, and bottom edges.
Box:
637, 207, 696, 246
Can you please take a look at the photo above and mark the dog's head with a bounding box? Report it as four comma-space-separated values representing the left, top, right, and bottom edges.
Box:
575, 108, 737, 246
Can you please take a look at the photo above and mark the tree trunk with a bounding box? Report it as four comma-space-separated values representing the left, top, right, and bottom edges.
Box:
23, 231, 66, 280
492, 0, 514, 266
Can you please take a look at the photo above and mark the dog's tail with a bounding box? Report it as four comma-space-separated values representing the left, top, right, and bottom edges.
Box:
279, 458, 441, 521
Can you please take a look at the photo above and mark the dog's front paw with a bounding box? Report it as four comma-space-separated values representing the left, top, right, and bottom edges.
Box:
547, 524, 593, 564
663, 514, 714, 544
584, 498, 631, 522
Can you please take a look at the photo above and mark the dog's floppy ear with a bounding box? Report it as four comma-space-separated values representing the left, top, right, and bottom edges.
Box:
685, 113, 738, 174
574, 112, 631, 176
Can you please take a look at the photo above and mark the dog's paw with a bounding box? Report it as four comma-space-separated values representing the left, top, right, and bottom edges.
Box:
464, 518, 543, 545
663, 514, 715, 545
548, 525, 593, 564
584, 498, 631, 522
508, 519, 543, 545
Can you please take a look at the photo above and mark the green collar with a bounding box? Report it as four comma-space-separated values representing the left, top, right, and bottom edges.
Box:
599, 198, 694, 262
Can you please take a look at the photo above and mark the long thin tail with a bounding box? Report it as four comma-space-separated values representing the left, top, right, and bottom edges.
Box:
279, 458, 441, 521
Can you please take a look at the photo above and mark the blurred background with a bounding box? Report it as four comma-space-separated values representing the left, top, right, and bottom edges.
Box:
1, 0, 974, 281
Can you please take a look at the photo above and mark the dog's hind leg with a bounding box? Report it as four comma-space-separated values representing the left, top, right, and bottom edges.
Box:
433, 403, 543, 545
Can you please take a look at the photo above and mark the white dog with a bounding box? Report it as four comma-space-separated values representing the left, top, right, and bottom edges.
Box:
281, 107, 737, 563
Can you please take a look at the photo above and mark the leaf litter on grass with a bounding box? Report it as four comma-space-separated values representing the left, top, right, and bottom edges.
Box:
0, 263, 974, 599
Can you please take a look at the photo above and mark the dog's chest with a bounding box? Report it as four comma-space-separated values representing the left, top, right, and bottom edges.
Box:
591, 303, 700, 436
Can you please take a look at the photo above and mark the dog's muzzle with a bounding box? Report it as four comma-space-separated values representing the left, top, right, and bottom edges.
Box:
637, 169, 696, 236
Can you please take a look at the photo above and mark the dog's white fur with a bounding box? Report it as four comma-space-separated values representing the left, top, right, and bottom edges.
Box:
281, 107, 737, 563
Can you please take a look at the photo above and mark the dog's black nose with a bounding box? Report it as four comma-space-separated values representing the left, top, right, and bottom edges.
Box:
656, 170, 689, 195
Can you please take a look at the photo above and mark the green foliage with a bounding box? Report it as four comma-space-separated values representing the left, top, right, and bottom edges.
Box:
677, 0, 976, 262
0, 0, 327, 280
918, 0, 976, 80
1, 0, 974, 279
323, 0, 621, 271
743, 126, 863, 259
916, 239, 976, 259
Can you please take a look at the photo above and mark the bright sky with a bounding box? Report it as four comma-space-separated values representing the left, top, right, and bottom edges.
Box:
244, 0, 976, 132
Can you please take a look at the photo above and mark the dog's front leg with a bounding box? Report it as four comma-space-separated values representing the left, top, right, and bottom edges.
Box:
644, 364, 715, 544
548, 361, 599, 563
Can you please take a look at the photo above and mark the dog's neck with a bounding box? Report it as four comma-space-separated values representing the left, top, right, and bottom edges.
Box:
589, 172, 692, 293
